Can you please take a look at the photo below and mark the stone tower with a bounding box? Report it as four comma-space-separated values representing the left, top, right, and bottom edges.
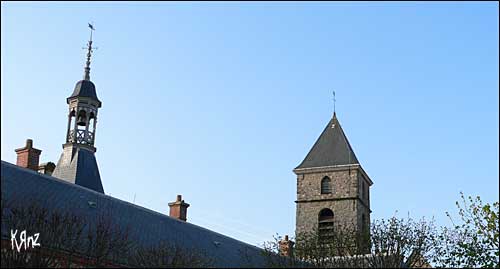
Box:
294, 112, 373, 242
52, 26, 104, 193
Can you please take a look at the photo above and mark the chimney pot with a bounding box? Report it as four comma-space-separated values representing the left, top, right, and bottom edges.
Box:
169, 194, 190, 221
279, 234, 294, 258
15, 139, 42, 171
38, 162, 56, 176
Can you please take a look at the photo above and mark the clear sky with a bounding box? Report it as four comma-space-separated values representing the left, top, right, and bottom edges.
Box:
2, 2, 498, 247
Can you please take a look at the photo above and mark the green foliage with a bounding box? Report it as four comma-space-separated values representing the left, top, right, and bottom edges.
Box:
261, 193, 498, 268
291, 224, 370, 268
433, 192, 499, 268
370, 215, 436, 268
261, 217, 434, 268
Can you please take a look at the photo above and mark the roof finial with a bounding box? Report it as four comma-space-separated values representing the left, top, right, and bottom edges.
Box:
84, 22, 96, 81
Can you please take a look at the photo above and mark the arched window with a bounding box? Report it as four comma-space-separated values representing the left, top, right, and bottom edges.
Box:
69, 109, 76, 121
321, 176, 332, 194
68, 110, 76, 129
318, 208, 334, 243
88, 112, 96, 132
67, 110, 76, 142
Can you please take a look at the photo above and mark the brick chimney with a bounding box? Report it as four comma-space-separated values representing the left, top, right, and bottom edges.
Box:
168, 195, 190, 221
38, 162, 56, 176
279, 235, 295, 257
15, 139, 42, 171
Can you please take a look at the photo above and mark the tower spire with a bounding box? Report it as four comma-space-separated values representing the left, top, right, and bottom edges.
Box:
84, 23, 96, 81
332, 90, 336, 117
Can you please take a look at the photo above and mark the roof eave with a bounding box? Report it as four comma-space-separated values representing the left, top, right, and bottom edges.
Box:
293, 164, 374, 186
66, 96, 102, 107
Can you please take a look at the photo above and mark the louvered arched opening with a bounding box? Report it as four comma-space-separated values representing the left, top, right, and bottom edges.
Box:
318, 208, 334, 243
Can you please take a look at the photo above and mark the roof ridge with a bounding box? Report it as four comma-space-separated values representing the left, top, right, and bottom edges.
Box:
337, 118, 359, 165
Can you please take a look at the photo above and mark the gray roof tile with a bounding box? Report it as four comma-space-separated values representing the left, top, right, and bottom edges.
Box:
52, 147, 104, 193
296, 114, 359, 169
68, 80, 99, 101
1, 161, 268, 267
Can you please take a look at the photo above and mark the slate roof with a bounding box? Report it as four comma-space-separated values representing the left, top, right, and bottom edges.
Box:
52, 146, 104, 193
295, 114, 359, 170
1, 161, 268, 267
67, 80, 101, 104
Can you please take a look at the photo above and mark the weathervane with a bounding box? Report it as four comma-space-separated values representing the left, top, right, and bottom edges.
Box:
83, 22, 97, 81
332, 90, 337, 128
333, 90, 336, 115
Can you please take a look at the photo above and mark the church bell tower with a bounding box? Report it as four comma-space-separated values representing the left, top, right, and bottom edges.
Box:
294, 110, 373, 245
52, 24, 104, 193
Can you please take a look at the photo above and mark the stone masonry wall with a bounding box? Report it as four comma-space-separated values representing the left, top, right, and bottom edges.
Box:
297, 169, 358, 201
295, 168, 363, 236
296, 199, 359, 236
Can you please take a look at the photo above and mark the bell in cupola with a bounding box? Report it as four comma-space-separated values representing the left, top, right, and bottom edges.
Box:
77, 113, 87, 126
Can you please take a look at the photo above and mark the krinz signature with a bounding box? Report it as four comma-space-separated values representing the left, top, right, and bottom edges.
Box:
10, 229, 40, 252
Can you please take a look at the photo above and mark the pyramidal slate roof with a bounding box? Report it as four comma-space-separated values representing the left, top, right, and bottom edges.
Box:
1, 161, 269, 267
296, 113, 359, 170
52, 146, 104, 193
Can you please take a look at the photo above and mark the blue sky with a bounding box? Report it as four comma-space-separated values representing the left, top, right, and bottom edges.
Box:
2, 2, 498, 247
